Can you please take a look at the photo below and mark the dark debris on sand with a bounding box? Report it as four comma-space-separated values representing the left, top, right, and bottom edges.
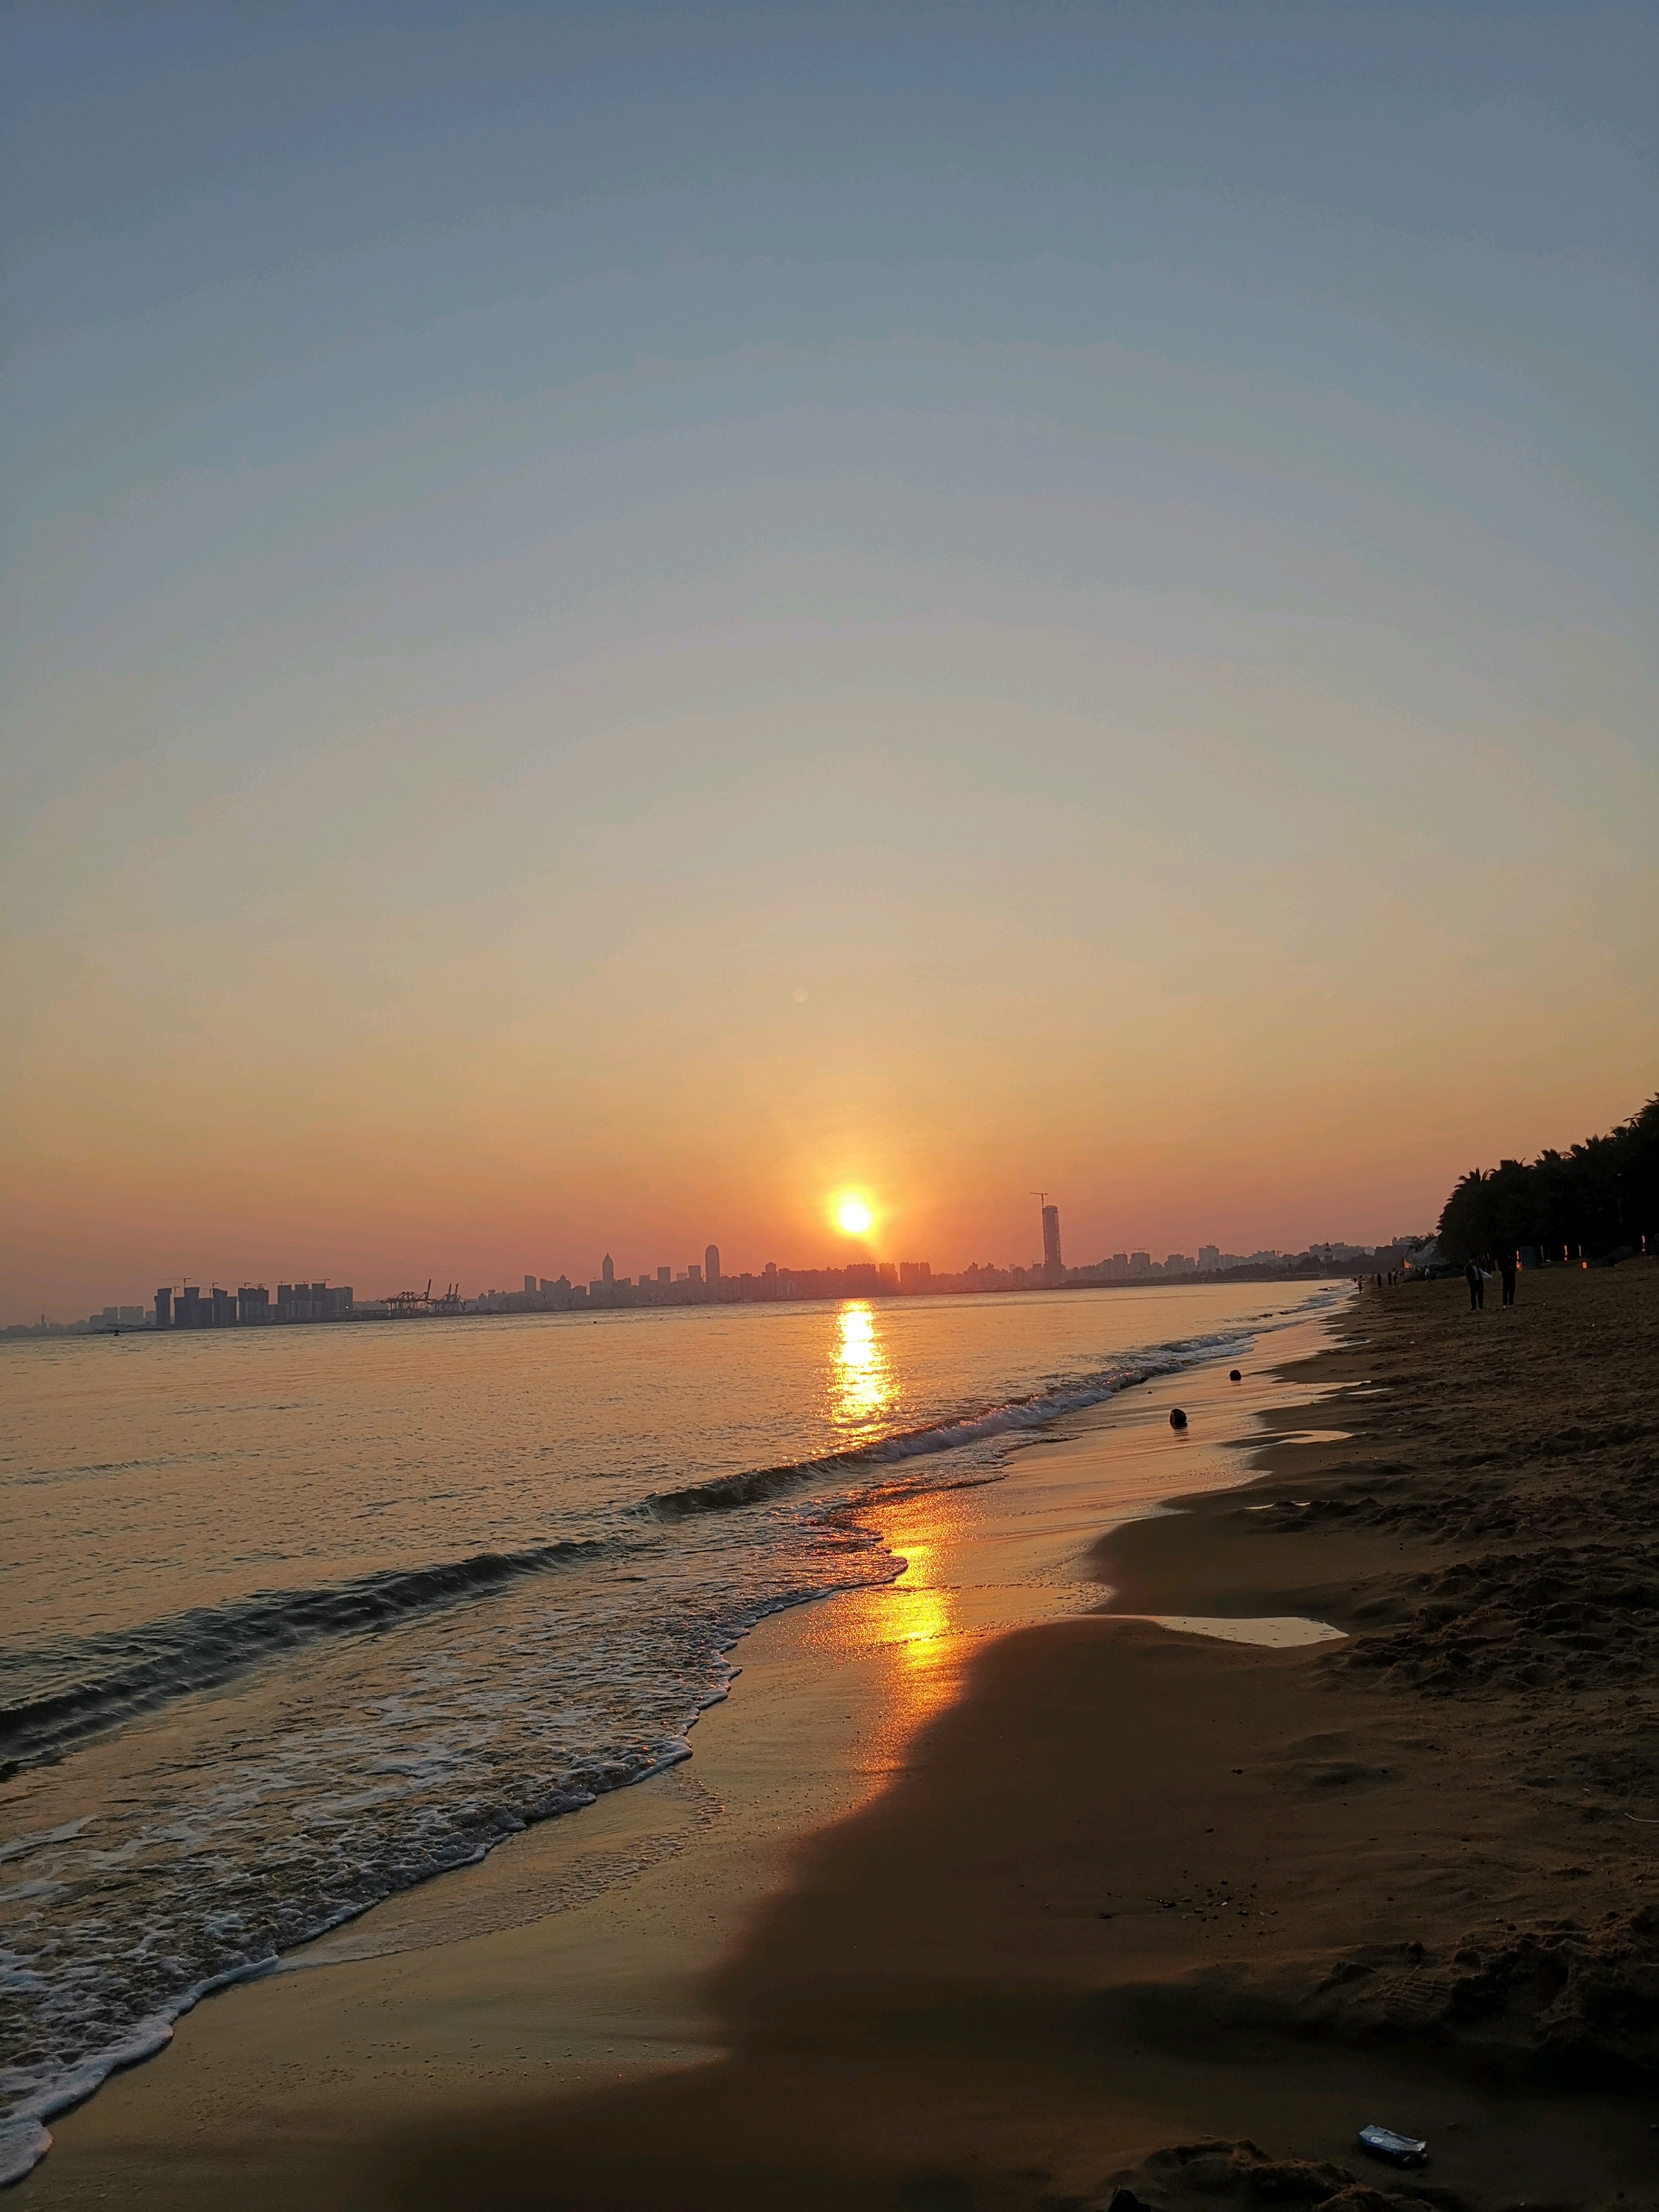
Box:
1080, 2140, 1460, 2212
1076, 2136, 1655, 2212
1293, 1905, 1659, 2083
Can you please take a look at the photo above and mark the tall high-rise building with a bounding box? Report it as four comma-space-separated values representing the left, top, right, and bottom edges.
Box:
524, 1274, 537, 1295
705, 1244, 720, 1286
601, 1253, 615, 1287
1041, 1203, 1062, 1281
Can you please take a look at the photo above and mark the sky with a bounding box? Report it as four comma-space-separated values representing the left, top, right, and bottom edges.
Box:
3, 1, 1656, 1318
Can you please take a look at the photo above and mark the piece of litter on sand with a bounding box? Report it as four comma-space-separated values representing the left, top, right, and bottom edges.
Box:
1357, 2123, 1427, 2166
1169, 1407, 1189, 1429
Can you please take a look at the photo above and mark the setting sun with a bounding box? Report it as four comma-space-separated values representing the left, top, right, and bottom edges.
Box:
833, 1195, 874, 1237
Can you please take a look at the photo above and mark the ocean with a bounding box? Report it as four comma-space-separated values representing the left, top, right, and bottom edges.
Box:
0, 1279, 1336, 2180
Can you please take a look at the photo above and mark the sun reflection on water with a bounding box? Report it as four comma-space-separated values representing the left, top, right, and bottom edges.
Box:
891, 1537, 953, 1668
830, 1301, 894, 1433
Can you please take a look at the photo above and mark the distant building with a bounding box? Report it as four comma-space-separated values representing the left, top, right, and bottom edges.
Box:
237, 1285, 270, 1324
687, 1263, 702, 1284
524, 1274, 537, 1295
898, 1259, 931, 1290
601, 1253, 615, 1287
705, 1244, 720, 1286
154, 1287, 172, 1327
657, 1265, 671, 1284
1198, 1245, 1220, 1272
1130, 1252, 1151, 1278
1041, 1203, 1062, 1281
1164, 1254, 1192, 1276
276, 1281, 352, 1322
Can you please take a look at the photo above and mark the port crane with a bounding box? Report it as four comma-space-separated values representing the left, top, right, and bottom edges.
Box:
383, 1280, 464, 1316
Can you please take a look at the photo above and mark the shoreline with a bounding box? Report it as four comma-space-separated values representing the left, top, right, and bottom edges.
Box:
15, 1298, 1340, 2205
7, 1267, 1367, 1344
374, 1265, 1657, 2211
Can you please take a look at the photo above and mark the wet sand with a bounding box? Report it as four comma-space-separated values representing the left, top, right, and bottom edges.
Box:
25, 1270, 1659, 2208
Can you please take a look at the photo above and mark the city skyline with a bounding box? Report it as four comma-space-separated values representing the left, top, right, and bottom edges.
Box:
0, 1219, 1422, 1329
17, 1196, 1419, 1335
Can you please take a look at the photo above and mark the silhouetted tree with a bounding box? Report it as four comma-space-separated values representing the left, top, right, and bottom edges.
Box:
1435, 1095, 1659, 1264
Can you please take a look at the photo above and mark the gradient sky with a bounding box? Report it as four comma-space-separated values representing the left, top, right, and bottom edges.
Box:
4, 2, 1656, 1319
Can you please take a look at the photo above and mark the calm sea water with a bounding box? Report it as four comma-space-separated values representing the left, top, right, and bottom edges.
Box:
0, 1280, 1334, 2179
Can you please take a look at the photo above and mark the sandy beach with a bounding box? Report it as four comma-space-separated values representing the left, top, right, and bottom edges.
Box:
24, 1268, 1659, 2209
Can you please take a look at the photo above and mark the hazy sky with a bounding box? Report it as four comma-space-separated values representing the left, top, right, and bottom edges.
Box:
4, 2, 1656, 1318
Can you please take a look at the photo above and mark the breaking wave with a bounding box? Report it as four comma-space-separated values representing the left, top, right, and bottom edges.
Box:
641, 1329, 1252, 1520
0, 1537, 607, 1776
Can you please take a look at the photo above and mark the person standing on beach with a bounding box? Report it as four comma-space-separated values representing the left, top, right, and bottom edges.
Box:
1466, 1258, 1484, 1311
1499, 1248, 1517, 1307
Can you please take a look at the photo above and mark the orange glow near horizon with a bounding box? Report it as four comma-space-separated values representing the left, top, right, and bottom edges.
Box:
7, 1054, 1656, 1326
